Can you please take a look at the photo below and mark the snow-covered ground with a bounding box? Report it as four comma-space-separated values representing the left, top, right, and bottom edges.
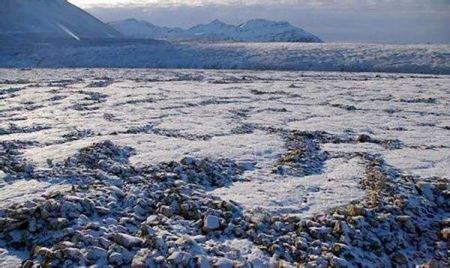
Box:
1, 42, 449, 74
0, 69, 448, 267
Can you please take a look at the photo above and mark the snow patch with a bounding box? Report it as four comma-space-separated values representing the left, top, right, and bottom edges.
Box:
57, 24, 80, 41
213, 157, 366, 216
0, 180, 70, 207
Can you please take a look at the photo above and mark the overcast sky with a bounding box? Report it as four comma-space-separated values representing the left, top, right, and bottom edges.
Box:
69, 0, 450, 44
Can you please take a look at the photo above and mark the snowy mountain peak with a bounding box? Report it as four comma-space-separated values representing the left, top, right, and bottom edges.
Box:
0, 0, 120, 40
210, 19, 227, 26
110, 19, 322, 43
242, 19, 290, 27
124, 18, 140, 23
189, 20, 234, 31
109, 18, 186, 40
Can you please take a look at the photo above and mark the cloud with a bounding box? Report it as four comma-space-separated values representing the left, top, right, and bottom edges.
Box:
70, 0, 450, 9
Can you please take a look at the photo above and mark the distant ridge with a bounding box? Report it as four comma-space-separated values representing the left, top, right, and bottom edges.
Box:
0, 0, 121, 40
109, 18, 322, 43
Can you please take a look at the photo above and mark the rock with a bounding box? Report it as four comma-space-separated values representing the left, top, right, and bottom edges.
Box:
131, 249, 150, 268
396, 215, 411, 223
441, 228, 450, 240
269, 256, 280, 267
0, 170, 6, 181
96, 206, 111, 215
28, 218, 37, 233
98, 237, 112, 249
33, 247, 53, 258
113, 233, 143, 248
295, 238, 308, 250
49, 217, 70, 229
152, 255, 165, 264
441, 218, 450, 227
110, 186, 125, 198
134, 205, 149, 216
54, 241, 76, 250
347, 205, 365, 217
146, 215, 160, 226
309, 226, 331, 239
214, 258, 234, 268
120, 248, 135, 264
195, 255, 211, 268
416, 182, 435, 200
422, 259, 441, 268
357, 134, 372, 143
21, 260, 34, 268
63, 260, 74, 267
159, 205, 173, 217
109, 252, 124, 265
435, 182, 448, 191
62, 247, 84, 260
104, 217, 118, 226
331, 243, 350, 255
86, 246, 107, 261
204, 215, 221, 231
238, 161, 255, 171
181, 157, 196, 166
390, 252, 409, 265
330, 256, 351, 268
396, 215, 415, 232
167, 251, 184, 264
174, 179, 186, 187
8, 230, 23, 245
40, 208, 50, 219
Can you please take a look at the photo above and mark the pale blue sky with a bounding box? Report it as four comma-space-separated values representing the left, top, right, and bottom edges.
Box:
69, 0, 450, 43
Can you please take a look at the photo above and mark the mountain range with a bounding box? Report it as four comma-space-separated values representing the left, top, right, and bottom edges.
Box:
0, 0, 321, 43
109, 18, 323, 43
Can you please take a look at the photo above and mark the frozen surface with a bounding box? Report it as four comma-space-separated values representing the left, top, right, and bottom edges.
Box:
1, 42, 449, 74
0, 69, 448, 266
0, 180, 70, 207
213, 157, 366, 216
0, 69, 448, 212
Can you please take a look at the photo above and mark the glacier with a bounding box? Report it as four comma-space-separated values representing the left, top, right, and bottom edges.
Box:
0, 41, 449, 74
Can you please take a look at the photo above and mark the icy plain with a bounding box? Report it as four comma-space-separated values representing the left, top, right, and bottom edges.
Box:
0, 69, 448, 267
1, 42, 449, 75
